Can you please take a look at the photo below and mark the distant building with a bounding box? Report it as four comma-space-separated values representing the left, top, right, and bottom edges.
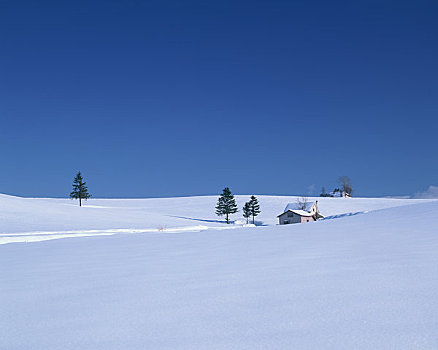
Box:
331, 189, 352, 198
277, 201, 323, 225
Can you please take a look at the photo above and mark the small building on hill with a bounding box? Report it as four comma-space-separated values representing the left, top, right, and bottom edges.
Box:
277, 201, 323, 225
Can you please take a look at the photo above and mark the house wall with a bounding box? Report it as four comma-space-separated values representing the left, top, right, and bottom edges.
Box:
279, 212, 303, 225
301, 216, 315, 223
308, 203, 319, 216
279, 211, 316, 225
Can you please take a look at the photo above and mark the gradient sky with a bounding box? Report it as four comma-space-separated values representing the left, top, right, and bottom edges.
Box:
1, 0, 437, 198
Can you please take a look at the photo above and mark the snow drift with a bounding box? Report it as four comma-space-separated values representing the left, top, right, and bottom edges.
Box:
0, 195, 437, 349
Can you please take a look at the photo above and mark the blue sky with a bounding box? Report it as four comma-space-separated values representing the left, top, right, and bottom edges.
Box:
1, 0, 437, 198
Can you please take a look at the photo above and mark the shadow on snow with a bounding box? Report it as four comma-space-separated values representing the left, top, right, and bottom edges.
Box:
168, 215, 267, 226
321, 211, 364, 221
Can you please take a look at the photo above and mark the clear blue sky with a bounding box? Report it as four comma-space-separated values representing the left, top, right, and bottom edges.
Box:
1, 0, 437, 198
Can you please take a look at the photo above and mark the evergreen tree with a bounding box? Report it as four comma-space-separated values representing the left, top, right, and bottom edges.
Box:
215, 187, 238, 224
243, 202, 251, 224
70, 171, 91, 206
248, 195, 261, 225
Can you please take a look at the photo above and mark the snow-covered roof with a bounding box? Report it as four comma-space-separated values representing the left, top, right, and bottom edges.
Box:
289, 209, 314, 217
278, 209, 314, 217
284, 202, 315, 213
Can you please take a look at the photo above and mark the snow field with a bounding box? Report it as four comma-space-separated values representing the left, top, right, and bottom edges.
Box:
0, 194, 437, 349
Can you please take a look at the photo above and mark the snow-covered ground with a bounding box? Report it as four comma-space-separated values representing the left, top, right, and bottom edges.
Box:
0, 193, 433, 243
1, 194, 438, 349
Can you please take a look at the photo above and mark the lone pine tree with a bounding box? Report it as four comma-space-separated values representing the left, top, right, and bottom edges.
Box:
248, 195, 261, 224
216, 187, 238, 224
70, 171, 91, 207
243, 201, 251, 224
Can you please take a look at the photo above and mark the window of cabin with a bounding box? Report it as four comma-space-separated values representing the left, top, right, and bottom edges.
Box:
287, 213, 293, 217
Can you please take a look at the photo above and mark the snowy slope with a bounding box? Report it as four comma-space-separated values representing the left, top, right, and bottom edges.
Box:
0, 193, 434, 243
0, 196, 438, 349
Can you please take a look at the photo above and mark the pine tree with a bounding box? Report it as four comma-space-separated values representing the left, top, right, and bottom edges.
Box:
215, 187, 238, 224
70, 171, 91, 206
248, 195, 261, 224
243, 202, 251, 224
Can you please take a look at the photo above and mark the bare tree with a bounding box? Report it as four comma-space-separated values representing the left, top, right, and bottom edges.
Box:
338, 176, 353, 197
296, 196, 308, 210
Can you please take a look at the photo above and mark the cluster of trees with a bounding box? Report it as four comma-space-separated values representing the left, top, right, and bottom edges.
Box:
215, 187, 260, 224
320, 176, 353, 198
243, 196, 261, 224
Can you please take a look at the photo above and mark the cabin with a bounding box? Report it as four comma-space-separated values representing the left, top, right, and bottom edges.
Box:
277, 201, 323, 225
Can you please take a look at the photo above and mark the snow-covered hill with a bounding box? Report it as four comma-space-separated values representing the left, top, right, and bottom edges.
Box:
1, 194, 437, 349
0, 193, 434, 243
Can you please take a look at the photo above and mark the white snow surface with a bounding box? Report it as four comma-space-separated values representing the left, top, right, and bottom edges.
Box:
1, 194, 438, 349
0, 193, 433, 242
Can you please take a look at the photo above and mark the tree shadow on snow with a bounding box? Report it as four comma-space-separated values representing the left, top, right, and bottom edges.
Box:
320, 211, 364, 221
168, 215, 267, 226
253, 220, 267, 226
167, 215, 229, 224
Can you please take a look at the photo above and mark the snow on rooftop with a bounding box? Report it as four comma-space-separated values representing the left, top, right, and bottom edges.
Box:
287, 209, 314, 217
284, 201, 315, 213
